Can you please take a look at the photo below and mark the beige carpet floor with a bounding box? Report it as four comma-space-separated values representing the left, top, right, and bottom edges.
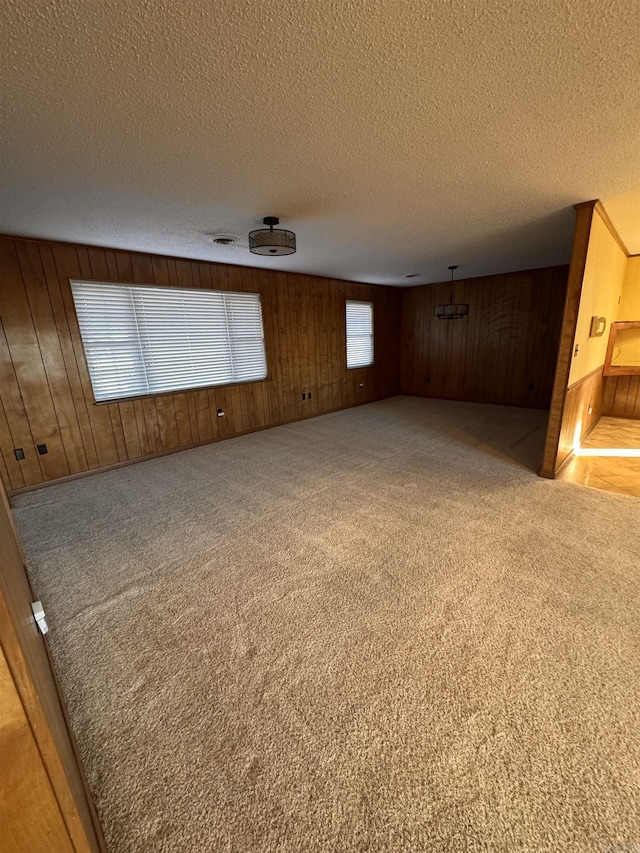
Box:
12, 396, 640, 853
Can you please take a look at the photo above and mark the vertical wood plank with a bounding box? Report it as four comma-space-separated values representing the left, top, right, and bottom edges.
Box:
130, 254, 154, 284
116, 401, 142, 459
141, 398, 162, 454
51, 244, 120, 467
0, 240, 66, 481
173, 394, 193, 446
87, 249, 109, 281
0, 397, 26, 490
15, 241, 87, 475
155, 396, 180, 450
107, 405, 128, 462
39, 244, 100, 469
132, 400, 150, 456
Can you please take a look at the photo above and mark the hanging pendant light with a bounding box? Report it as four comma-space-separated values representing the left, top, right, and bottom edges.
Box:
434, 265, 469, 319
249, 216, 296, 256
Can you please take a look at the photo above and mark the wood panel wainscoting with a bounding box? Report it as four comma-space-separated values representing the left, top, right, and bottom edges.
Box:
400, 265, 568, 409
556, 366, 604, 471
0, 236, 401, 493
603, 375, 640, 419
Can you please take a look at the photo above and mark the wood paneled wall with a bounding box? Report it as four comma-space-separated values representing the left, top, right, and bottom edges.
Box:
0, 236, 401, 492
603, 376, 640, 419
557, 367, 604, 469
400, 266, 568, 408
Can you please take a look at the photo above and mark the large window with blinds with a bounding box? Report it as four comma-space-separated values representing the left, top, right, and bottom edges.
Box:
346, 300, 374, 368
70, 281, 268, 402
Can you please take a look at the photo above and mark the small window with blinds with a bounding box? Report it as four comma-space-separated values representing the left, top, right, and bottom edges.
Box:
346, 300, 374, 368
70, 281, 268, 402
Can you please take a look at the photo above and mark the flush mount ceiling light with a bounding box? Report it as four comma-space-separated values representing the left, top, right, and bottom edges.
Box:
434, 265, 469, 320
248, 216, 296, 256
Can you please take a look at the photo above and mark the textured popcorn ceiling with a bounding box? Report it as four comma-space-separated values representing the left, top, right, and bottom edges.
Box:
1, 0, 639, 285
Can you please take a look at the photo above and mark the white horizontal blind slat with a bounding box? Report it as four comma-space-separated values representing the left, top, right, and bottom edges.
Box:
70, 283, 148, 400
71, 281, 268, 402
346, 300, 374, 368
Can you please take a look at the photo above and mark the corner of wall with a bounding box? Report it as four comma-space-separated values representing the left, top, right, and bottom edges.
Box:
618, 255, 640, 320
567, 207, 628, 387
541, 200, 632, 478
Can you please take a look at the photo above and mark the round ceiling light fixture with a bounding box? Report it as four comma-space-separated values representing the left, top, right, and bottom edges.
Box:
249, 216, 296, 256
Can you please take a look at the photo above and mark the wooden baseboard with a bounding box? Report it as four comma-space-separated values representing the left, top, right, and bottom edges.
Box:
554, 449, 576, 477
545, 410, 603, 479
601, 411, 640, 421
579, 414, 602, 445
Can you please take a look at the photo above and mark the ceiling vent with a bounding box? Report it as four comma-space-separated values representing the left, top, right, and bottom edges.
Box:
209, 234, 240, 246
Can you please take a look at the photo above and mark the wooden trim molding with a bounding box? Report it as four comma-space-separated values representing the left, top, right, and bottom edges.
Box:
603, 321, 640, 376
593, 201, 630, 258
601, 410, 640, 421
567, 364, 606, 392
573, 199, 629, 257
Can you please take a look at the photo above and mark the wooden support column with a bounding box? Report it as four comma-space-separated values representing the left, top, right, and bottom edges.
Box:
539, 201, 597, 478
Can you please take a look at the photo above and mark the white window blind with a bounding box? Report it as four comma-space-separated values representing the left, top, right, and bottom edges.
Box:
346, 300, 374, 368
70, 281, 268, 402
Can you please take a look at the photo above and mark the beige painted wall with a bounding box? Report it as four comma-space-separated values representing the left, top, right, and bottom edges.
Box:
618, 255, 640, 320
568, 208, 627, 386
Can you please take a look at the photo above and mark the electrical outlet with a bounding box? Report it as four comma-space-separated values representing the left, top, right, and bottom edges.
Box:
37, 443, 48, 455
14, 448, 25, 460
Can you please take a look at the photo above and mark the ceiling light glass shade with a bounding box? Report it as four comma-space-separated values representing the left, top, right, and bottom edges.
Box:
249, 216, 296, 256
